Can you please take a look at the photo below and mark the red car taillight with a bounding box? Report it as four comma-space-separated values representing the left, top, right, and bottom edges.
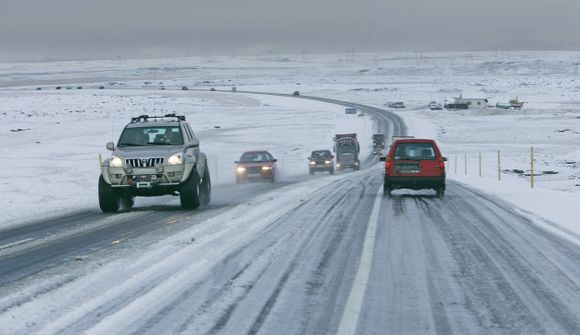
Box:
385, 157, 392, 170
438, 157, 445, 170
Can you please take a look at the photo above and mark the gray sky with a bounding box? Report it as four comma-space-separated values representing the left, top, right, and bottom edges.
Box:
1, 0, 579, 58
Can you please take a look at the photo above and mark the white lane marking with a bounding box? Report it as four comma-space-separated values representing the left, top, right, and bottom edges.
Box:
337, 186, 383, 335
0, 238, 35, 251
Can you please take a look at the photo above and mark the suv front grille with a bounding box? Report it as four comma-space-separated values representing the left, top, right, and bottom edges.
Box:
126, 158, 164, 168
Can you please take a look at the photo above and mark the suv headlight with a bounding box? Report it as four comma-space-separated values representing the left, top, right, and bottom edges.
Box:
110, 156, 123, 167
167, 153, 183, 165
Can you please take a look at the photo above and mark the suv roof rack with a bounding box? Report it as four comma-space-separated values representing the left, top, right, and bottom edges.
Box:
130, 113, 186, 123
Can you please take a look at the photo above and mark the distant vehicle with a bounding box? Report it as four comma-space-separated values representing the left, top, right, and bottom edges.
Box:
232, 86, 237, 92
387, 102, 406, 109
99, 114, 211, 212
495, 102, 511, 109
380, 138, 446, 197
334, 133, 360, 171
235, 150, 277, 183
36, 87, 42, 90
98, 86, 105, 89
66, 86, 73, 90
210, 88, 216, 91
372, 134, 386, 155
510, 97, 524, 109
345, 107, 357, 114
160, 86, 166, 90
181, 86, 189, 90
428, 101, 443, 110
308, 150, 334, 175
444, 102, 469, 110
55, 86, 62, 90
77, 86, 83, 90
292, 91, 300, 96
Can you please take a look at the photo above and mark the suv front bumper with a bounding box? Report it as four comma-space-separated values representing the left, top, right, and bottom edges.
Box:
103, 163, 194, 188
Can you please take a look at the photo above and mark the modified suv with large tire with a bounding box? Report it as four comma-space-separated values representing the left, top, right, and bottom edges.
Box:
99, 114, 211, 212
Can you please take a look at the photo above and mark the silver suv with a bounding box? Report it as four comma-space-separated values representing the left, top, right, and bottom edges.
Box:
99, 114, 211, 212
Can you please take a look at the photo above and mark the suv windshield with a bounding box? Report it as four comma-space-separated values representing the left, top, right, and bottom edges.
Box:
118, 126, 183, 146
394, 143, 436, 160
239, 152, 272, 163
311, 151, 330, 159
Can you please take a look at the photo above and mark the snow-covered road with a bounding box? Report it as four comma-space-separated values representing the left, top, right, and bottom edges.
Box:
2, 94, 580, 334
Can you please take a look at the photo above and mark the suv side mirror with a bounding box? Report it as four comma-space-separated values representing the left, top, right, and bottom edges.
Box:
331, 155, 334, 159
379, 157, 386, 161
106, 142, 115, 151
307, 157, 311, 160
443, 157, 448, 162
189, 138, 200, 148
234, 161, 239, 164
272, 159, 278, 162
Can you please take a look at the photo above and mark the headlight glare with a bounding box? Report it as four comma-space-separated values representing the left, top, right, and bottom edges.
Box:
309, 161, 316, 165
236, 166, 246, 174
167, 153, 183, 165
110, 156, 123, 167
262, 166, 272, 171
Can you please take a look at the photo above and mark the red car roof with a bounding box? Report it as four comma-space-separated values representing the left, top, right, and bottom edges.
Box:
394, 139, 436, 143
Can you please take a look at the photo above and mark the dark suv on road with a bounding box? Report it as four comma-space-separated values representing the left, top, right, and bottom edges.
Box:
308, 150, 334, 175
381, 138, 446, 197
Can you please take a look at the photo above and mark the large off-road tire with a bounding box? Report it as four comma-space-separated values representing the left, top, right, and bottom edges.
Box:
99, 175, 120, 212
199, 165, 211, 206
120, 194, 135, 210
309, 169, 315, 175
180, 170, 200, 210
329, 168, 335, 175
436, 187, 445, 198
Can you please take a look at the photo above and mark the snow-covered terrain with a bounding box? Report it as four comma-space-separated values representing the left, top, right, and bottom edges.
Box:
1, 51, 580, 334
0, 89, 371, 226
1, 51, 577, 234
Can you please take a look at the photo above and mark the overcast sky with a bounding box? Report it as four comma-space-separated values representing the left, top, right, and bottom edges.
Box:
1, 0, 579, 58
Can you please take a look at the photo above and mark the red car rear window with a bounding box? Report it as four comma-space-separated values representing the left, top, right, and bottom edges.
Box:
393, 143, 436, 160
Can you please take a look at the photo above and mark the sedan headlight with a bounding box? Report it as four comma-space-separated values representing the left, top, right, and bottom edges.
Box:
309, 161, 316, 165
236, 166, 246, 174
167, 153, 183, 165
325, 160, 332, 164
110, 156, 123, 167
261, 166, 272, 171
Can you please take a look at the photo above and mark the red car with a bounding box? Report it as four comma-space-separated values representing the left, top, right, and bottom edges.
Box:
381, 138, 446, 197
235, 150, 278, 183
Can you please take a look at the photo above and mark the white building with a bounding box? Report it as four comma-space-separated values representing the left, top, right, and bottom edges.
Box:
454, 94, 488, 109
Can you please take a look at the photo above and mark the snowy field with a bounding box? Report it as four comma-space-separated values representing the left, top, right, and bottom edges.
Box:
0, 50, 578, 236
0, 89, 371, 226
